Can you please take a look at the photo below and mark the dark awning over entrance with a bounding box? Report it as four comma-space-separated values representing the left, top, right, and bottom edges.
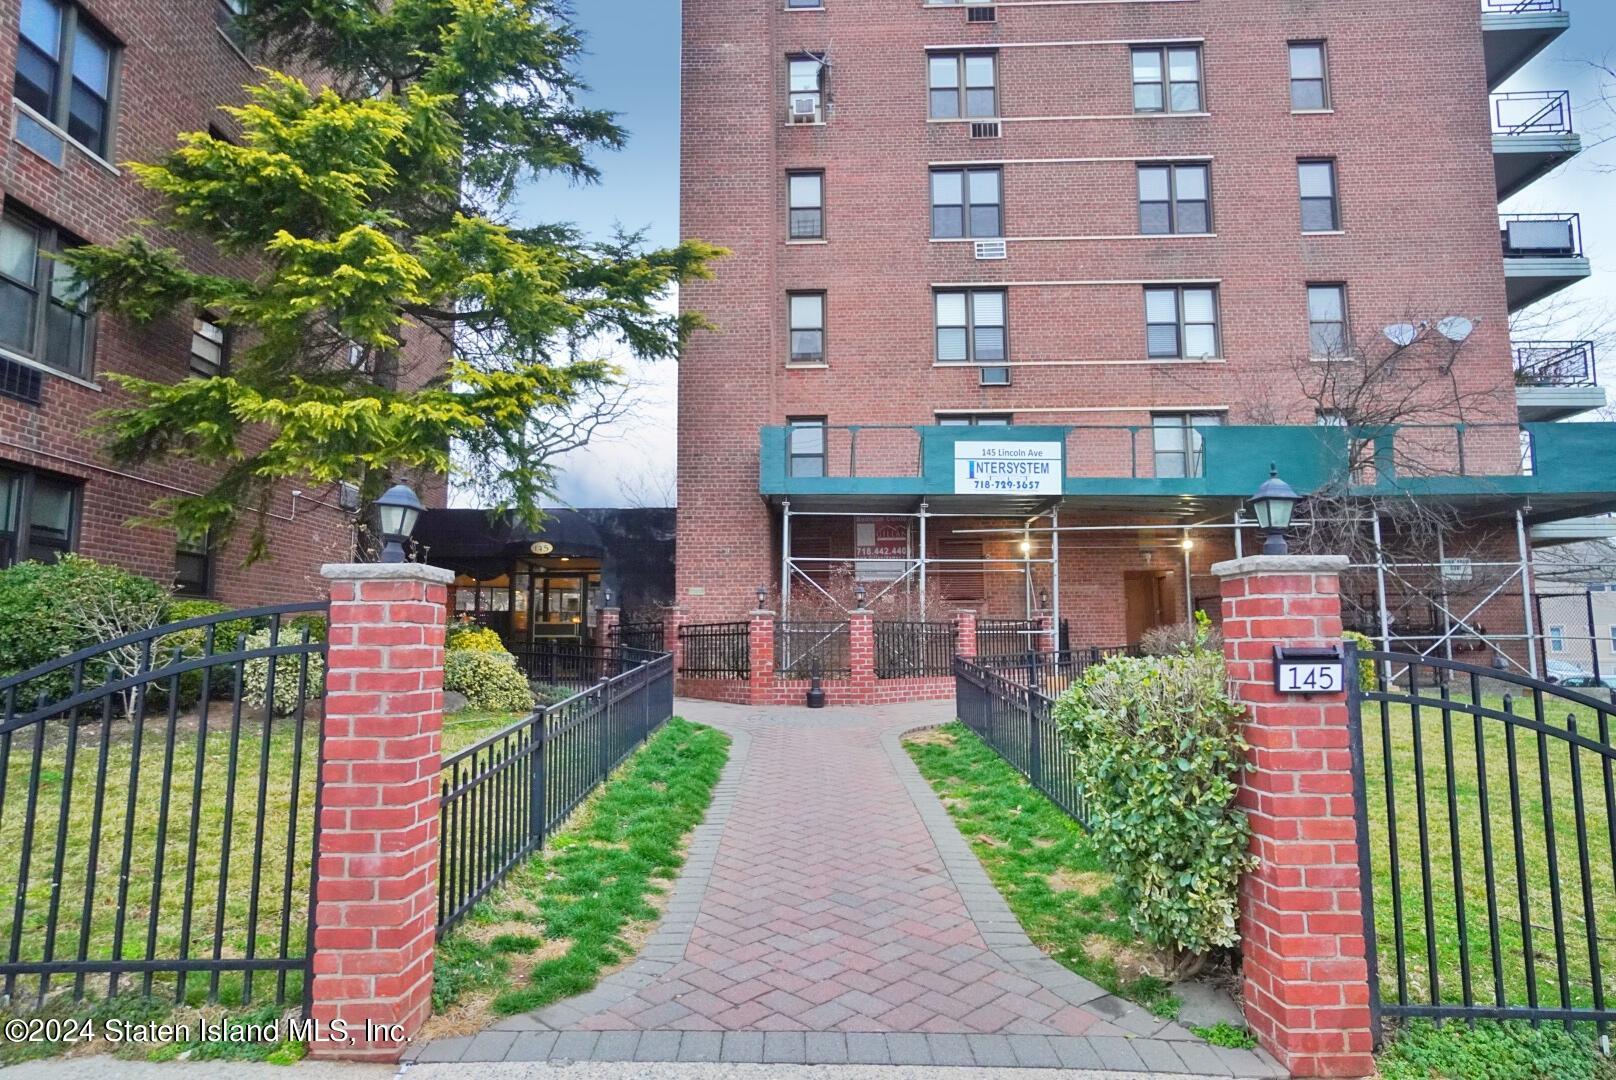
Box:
415, 508, 608, 581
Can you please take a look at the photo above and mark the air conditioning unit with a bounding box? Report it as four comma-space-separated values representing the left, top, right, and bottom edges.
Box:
967, 5, 996, 22
789, 95, 823, 124
980, 366, 1010, 387
973, 239, 1007, 260
969, 120, 1001, 139
338, 481, 362, 512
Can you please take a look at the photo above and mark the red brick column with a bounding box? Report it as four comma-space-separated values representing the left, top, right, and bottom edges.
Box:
595, 606, 620, 649
747, 609, 774, 704
1036, 613, 1056, 654
310, 562, 453, 1061
663, 606, 686, 669
955, 609, 977, 659
849, 607, 875, 697
1214, 555, 1373, 1079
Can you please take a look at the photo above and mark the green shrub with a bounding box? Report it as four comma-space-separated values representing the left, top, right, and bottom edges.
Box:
241, 628, 326, 717
446, 622, 506, 653
1379, 1020, 1616, 1080
445, 650, 533, 712
1052, 636, 1254, 978
0, 555, 170, 705
287, 612, 328, 643
1341, 630, 1377, 691
532, 683, 577, 707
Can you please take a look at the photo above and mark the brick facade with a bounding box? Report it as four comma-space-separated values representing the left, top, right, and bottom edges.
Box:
309, 562, 452, 1062
677, 0, 1527, 632
0, 1, 445, 604
1216, 555, 1374, 1079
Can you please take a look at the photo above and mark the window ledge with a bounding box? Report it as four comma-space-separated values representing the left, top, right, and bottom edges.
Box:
0, 346, 100, 391
1309, 355, 1362, 363
784, 121, 828, 128
929, 233, 1218, 243
935, 357, 1226, 367
1302, 229, 1347, 236
786, 239, 829, 245
785, 362, 831, 370
1291, 108, 1335, 115
12, 99, 119, 176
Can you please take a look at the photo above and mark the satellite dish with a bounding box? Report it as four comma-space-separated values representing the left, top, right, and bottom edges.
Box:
1436, 316, 1474, 343
1383, 323, 1417, 347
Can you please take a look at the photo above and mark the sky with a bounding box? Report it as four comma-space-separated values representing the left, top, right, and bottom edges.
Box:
506, 0, 1616, 509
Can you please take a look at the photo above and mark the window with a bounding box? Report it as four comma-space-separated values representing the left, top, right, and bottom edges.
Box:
937, 413, 1011, 425
1144, 286, 1218, 359
1138, 163, 1210, 234
788, 172, 824, 239
930, 167, 1001, 238
1299, 160, 1339, 232
216, 0, 248, 51
1608, 624, 1616, 651
190, 316, 228, 377
174, 531, 212, 597
788, 292, 825, 363
0, 206, 93, 377
787, 0, 823, 7
935, 289, 1006, 364
1152, 413, 1222, 478
787, 417, 826, 478
929, 52, 997, 119
1289, 42, 1328, 111
1316, 409, 1347, 426
788, 56, 823, 120
1307, 284, 1348, 357
1548, 625, 1565, 653
14, 0, 117, 159
0, 465, 80, 567
1132, 46, 1202, 114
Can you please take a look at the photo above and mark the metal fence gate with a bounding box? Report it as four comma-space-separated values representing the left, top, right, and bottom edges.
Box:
1347, 645, 1615, 1042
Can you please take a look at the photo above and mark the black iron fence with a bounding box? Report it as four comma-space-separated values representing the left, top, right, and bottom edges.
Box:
1501, 212, 1583, 258
0, 602, 327, 1010
677, 622, 750, 679
1481, 0, 1561, 11
955, 656, 1089, 826
974, 646, 1133, 700
508, 641, 656, 690
977, 618, 1041, 657
612, 620, 665, 654
776, 621, 851, 679
875, 622, 956, 679
1491, 89, 1573, 135
1348, 646, 1615, 1040
437, 652, 675, 934
1514, 341, 1598, 388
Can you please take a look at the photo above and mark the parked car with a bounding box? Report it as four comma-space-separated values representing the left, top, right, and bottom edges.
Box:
1555, 670, 1616, 691
1544, 660, 1592, 685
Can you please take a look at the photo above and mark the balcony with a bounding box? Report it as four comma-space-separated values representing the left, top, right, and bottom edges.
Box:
1501, 214, 1591, 312
1514, 341, 1604, 421
1481, 0, 1569, 90
1492, 91, 1580, 199
758, 422, 1616, 523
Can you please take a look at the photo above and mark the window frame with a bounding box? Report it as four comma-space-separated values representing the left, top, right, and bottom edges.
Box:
174, 529, 214, 597
0, 203, 95, 379
786, 416, 827, 478
928, 51, 998, 120
1150, 412, 1223, 479
787, 54, 824, 117
1288, 41, 1329, 111
787, 170, 825, 240
13, 0, 120, 161
1143, 285, 1219, 360
1299, 159, 1340, 232
936, 413, 1012, 426
1131, 45, 1203, 115
190, 314, 230, 377
0, 464, 81, 568
1306, 283, 1349, 358
1136, 162, 1211, 235
934, 288, 1008, 365
929, 166, 1003, 239
1548, 625, 1566, 653
787, 290, 826, 365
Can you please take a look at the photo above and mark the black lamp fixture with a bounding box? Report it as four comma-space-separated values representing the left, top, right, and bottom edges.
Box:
374, 483, 425, 564
1248, 463, 1301, 556
757, 585, 768, 610
854, 583, 867, 609
1039, 588, 1049, 610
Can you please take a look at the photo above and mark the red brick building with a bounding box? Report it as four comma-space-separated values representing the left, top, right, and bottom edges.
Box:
678, 0, 1612, 660
0, 0, 442, 605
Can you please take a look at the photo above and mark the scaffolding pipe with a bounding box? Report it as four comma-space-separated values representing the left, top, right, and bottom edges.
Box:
1372, 515, 1393, 663
1050, 507, 1061, 649
1022, 521, 1033, 618
1183, 534, 1195, 623
780, 498, 792, 620
1436, 527, 1454, 663
919, 501, 929, 622
1517, 508, 1539, 678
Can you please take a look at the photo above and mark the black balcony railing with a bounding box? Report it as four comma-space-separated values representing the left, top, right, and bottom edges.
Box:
1481, 0, 1562, 12
1492, 90, 1572, 135
1501, 213, 1583, 258
1513, 340, 1598, 387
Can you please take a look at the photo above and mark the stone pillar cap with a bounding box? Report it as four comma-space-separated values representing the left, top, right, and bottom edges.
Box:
1212, 555, 1349, 578
321, 561, 455, 584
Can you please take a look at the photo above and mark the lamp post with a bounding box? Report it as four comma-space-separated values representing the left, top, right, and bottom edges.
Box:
854, 583, 867, 611
1248, 464, 1301, 557
757, 585, 768, 611
373, 483, 425, 564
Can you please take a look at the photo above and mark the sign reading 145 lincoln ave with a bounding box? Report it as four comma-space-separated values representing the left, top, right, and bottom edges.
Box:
953, 441, 1064, 496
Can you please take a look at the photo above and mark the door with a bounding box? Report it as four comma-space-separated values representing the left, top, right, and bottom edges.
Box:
1123, 571, 1166, 646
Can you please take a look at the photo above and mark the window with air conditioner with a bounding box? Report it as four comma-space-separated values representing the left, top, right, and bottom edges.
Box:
788, 56, 824, 122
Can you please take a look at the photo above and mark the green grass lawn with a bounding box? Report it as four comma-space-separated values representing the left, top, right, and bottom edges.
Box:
1360, 687, 1615, 1019
429, 717, 729, 1029
903, 723, 1184, 1018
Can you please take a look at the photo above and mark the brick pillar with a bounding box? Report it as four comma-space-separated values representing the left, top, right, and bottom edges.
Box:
310, 562, 452, 1061
663, 606, 686, 670
595, 606, 620, 649
849, 607, 875, 698
1036, 613, 1056, 654
955, 609, 977, 659
747, 609, 774, 704
1214, 554, 1373, 1079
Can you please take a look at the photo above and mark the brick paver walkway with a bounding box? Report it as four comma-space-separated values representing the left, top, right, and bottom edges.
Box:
409, 701, 1282, 1076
